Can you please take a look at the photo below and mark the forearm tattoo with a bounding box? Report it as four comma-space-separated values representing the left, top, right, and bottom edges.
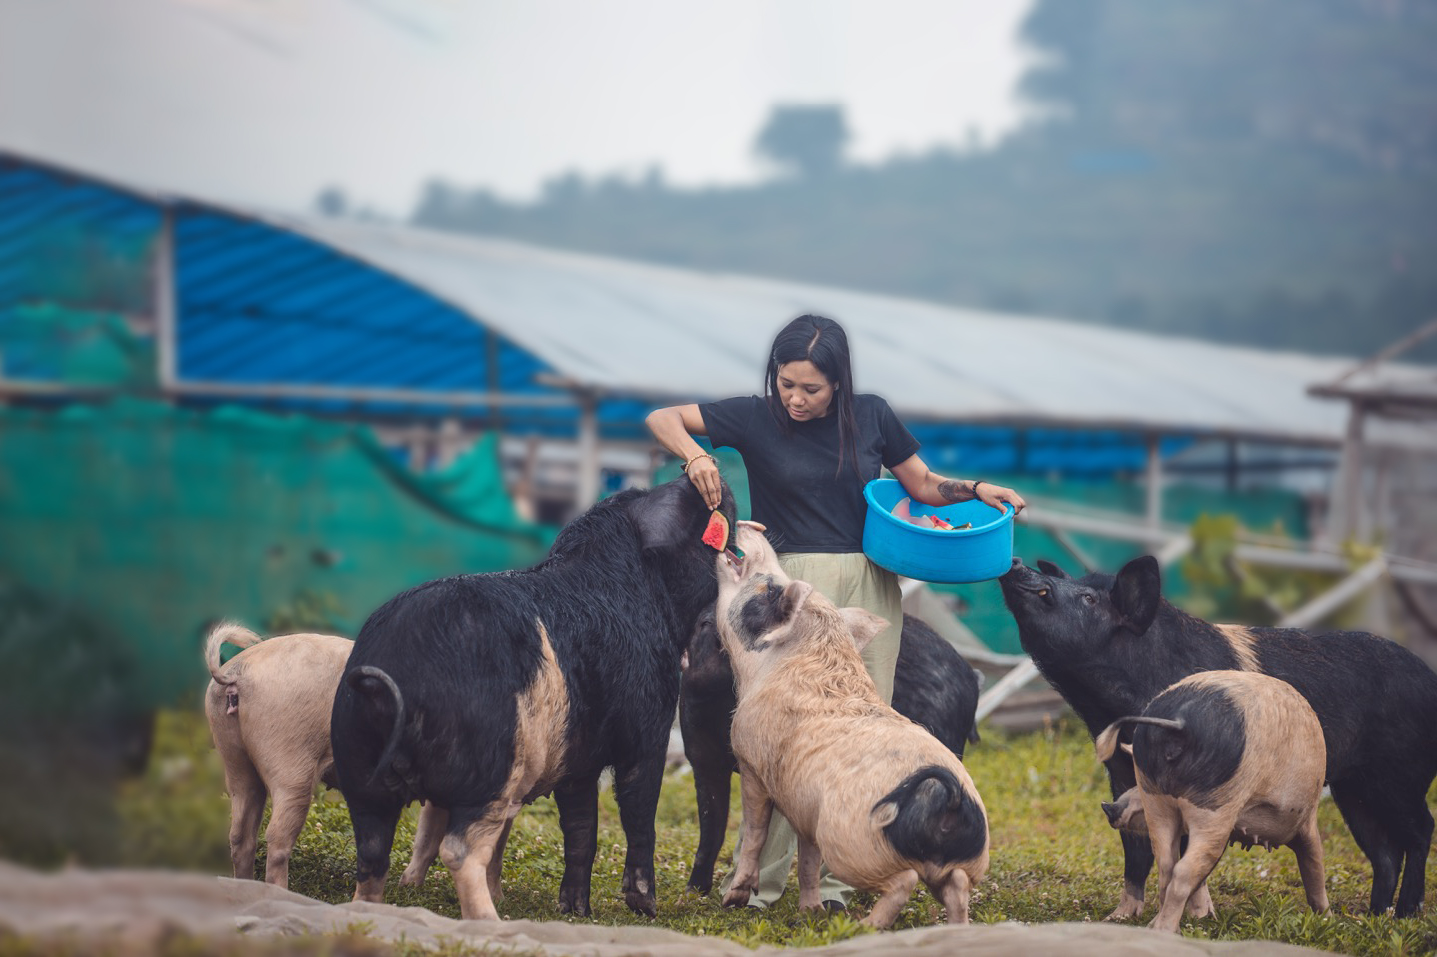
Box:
938, 479, 977, 503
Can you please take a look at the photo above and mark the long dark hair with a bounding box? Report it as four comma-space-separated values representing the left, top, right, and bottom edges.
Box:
764, 314, 861, 478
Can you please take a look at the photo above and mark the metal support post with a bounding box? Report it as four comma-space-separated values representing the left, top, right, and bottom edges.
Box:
576, 392, 600, 509
155, 208, 177, 391
1145, 433, 1163, 530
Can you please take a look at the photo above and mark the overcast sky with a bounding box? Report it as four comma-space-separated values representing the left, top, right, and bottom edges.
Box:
1, 0, 1035, 217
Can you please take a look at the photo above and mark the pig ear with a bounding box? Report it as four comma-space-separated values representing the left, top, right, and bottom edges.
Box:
1036, 560, 1070, 580
1111, 555, 1161, 635
782, 580, 813, 614
838, 607, 889, 652
628, 479, 704, 551
758, 581, 814, 647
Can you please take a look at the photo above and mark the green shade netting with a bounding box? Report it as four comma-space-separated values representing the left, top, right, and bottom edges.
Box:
0, 399, 555, 710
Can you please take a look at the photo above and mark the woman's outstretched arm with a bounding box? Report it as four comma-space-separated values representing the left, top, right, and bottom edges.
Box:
889, 454, 1025, 514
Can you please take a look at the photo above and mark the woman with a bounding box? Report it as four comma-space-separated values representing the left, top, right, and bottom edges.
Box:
646, 314, 1024, 911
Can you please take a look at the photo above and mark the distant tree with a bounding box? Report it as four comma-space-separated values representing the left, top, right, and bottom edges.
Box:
753, 105, 850, 178
400, 2, 1437, 364
541, 171, 587, 204
1018, 0, 1102, 125
314, 187, 349, 218
1018, 0, 1437, 167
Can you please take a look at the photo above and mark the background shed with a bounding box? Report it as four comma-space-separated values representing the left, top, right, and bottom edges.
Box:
3, 148, 1434, 704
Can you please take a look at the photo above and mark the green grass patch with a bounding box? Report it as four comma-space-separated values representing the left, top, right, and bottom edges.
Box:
113, 711, 1437, 953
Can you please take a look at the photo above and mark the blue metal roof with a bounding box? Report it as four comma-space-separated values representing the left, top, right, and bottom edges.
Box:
2, 156, 592, 433
910, 424, 1197, 477
0, 159, 160, 305
175, 210, 548, 397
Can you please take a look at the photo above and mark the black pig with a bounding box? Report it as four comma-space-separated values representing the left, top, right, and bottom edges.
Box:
1000, 555, 1437, 919
330, 477, 737, 921
679, 608, 981, 894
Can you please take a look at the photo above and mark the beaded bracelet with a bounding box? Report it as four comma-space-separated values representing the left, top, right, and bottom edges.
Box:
682, 453, 717, 473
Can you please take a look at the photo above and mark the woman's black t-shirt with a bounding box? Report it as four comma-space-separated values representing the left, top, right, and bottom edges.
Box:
699, 394, 920, 554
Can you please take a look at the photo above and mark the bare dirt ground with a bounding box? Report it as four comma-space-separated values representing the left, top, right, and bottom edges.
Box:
0, 862, 1336, 957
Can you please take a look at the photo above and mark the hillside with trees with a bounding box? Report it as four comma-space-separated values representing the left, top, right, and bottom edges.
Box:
402, 0, 1437, 361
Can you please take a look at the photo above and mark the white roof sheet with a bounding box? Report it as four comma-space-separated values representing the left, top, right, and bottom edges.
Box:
283, 215, 1368, 445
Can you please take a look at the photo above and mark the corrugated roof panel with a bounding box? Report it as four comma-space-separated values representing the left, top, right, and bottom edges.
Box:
284, 217, 1361, 444
174, 209, 560, 400
0, 159, 160, 311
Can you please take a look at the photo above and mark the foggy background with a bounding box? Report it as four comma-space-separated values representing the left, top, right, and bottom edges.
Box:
6, 0, 1432, 359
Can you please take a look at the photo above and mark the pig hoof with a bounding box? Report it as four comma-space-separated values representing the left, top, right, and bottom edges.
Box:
557, 891, 591, 917
398, 869, 425, 887
723, 889, 752, 909
1104, 903, 1144, 921
625, 888, 658, 918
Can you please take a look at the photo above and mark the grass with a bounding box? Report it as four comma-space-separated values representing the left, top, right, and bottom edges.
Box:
108, 710, 1437, 955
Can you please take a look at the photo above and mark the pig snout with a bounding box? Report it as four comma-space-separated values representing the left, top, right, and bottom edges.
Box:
1101, 788, 1146, 834
997, 563, 1047, 601
716, 528, 766, 586
682, 618, 735, 690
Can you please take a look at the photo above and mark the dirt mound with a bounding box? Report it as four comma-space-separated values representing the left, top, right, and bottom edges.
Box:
0, 862, 1332, 956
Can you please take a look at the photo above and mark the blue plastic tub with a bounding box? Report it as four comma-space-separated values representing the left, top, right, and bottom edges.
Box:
862, 478, 1015, 583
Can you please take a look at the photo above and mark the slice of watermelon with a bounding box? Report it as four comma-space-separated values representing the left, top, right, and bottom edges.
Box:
702, 510, 731, 551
